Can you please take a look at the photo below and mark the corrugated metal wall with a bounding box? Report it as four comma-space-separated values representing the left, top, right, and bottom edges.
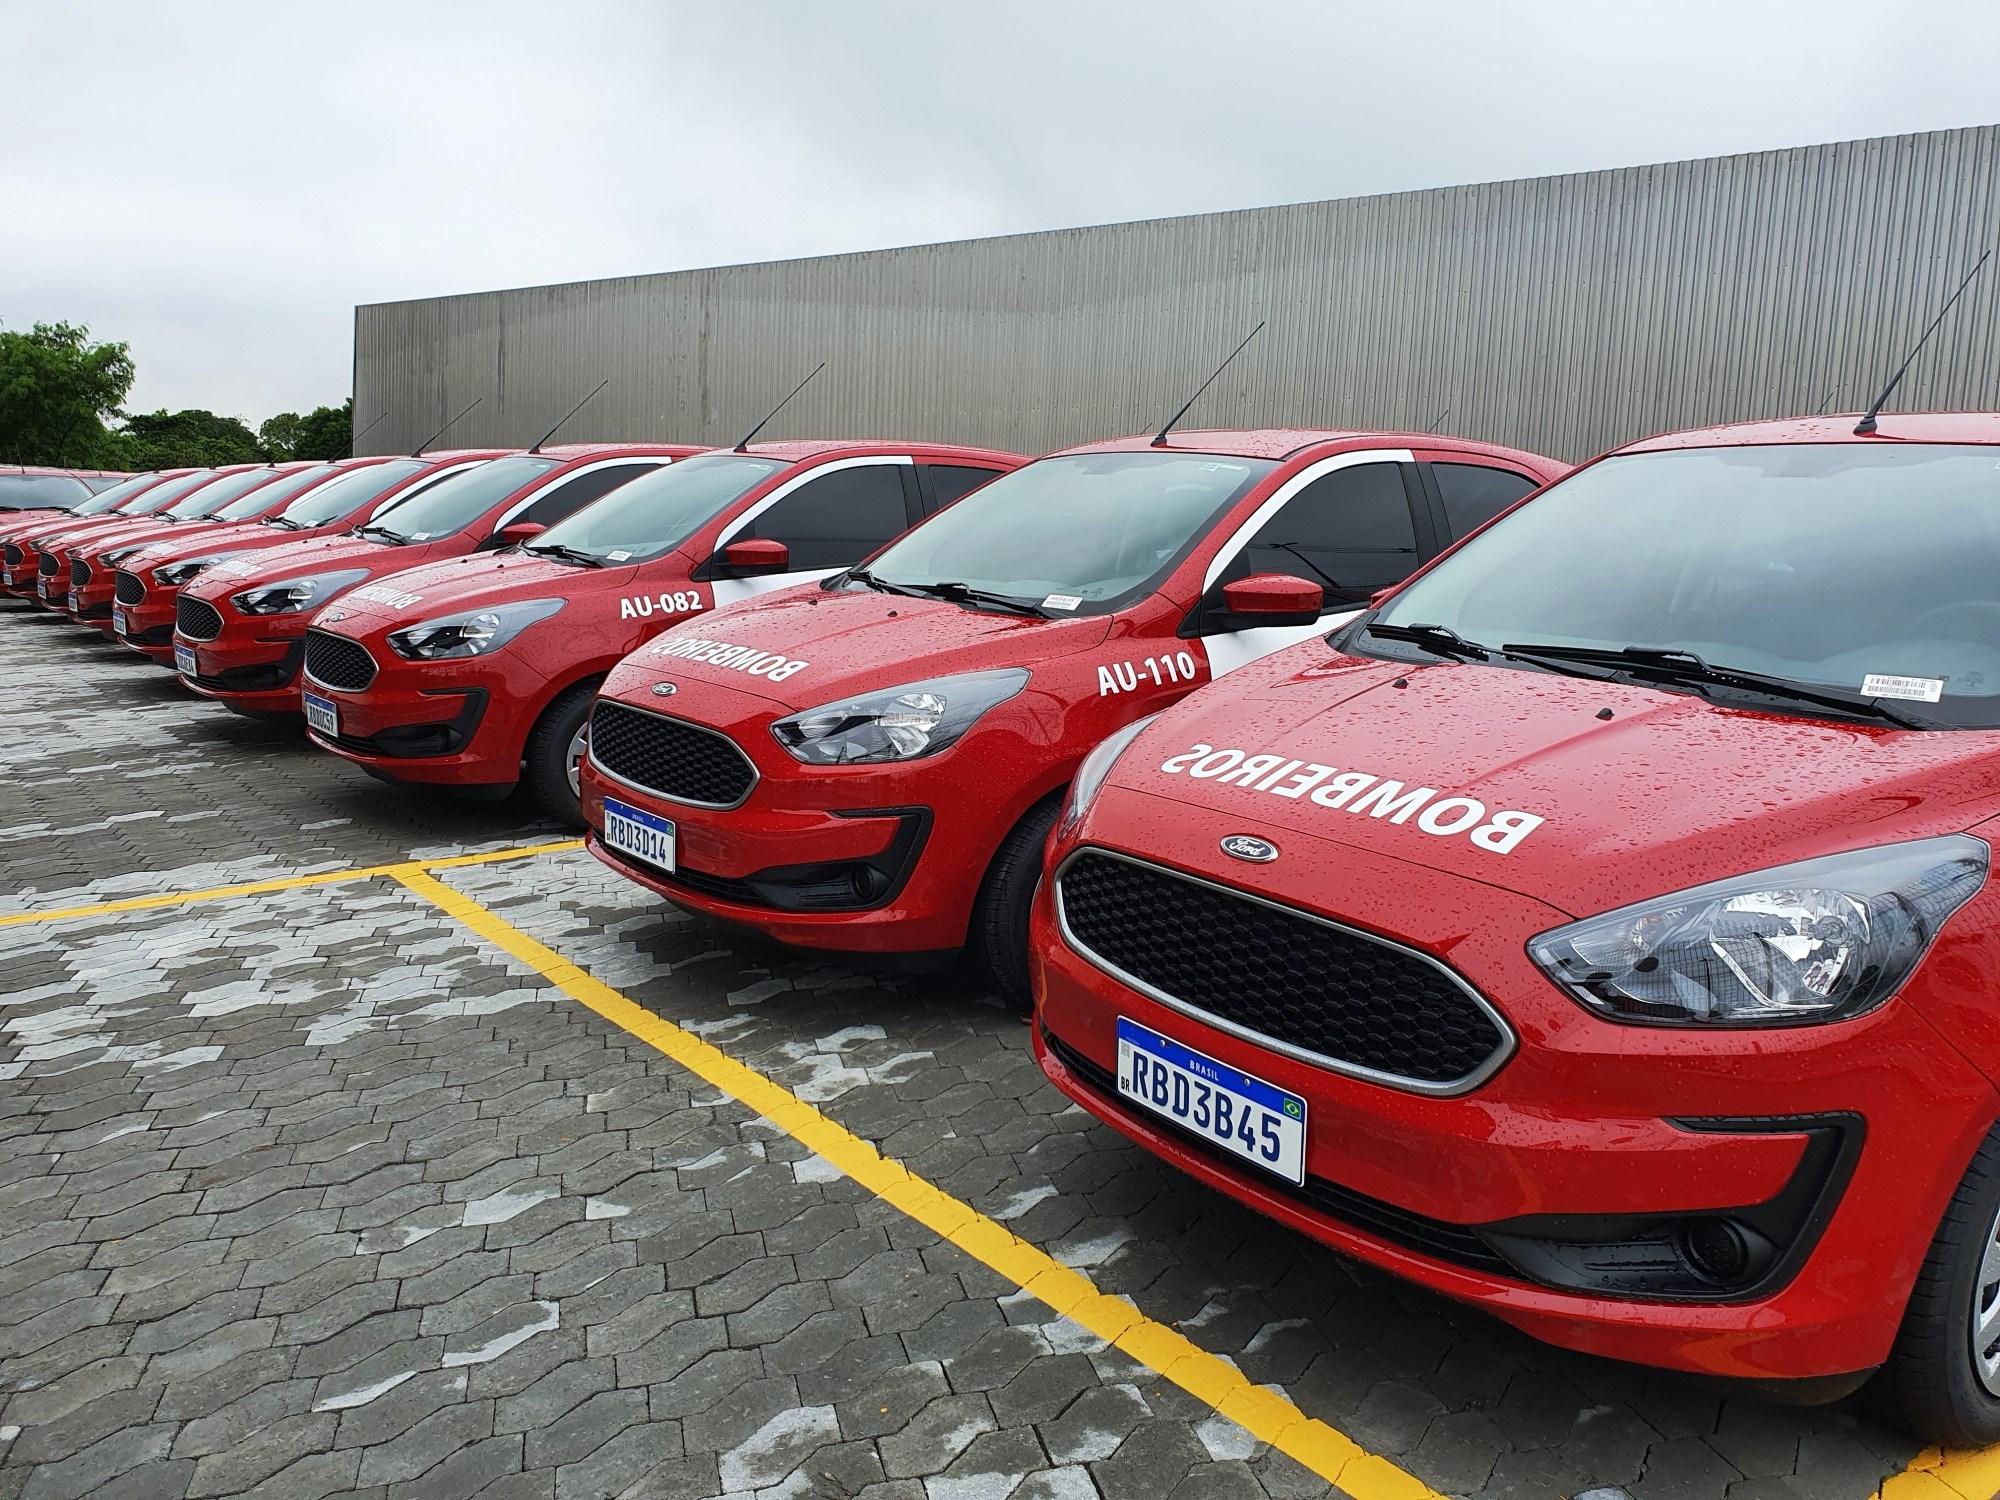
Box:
353, 124, 2000, 463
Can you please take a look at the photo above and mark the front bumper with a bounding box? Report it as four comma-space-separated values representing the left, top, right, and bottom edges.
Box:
174, 616, 309, 709
302, 638, 512, 783
1031, 812, 2000, 1382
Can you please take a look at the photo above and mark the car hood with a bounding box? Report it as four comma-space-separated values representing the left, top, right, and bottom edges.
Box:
318, 552, 638, 632
1103, 646, 2000, 917
182, 532, 401, 598
81, 517, 209, 559
31, 516, 160, 553
120, 520, 294, 573
608, 584, 1114, 709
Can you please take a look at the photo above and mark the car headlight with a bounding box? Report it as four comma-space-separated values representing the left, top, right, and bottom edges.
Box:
771, 669, 1028, 765
1529, 835, 1988, 1028
1060, 715, 1159, 835
153, 553, 237, 586
387, 598, 566, 660
101, 545, 147, 566
231, 568, 371, 616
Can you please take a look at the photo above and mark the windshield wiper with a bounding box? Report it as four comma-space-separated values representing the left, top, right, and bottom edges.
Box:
843, 566, 931, 600
908, 580, 1051, 618
524, 542, 604, 568
1362, 621, 1493, 661
1499, 643, 1943, 729
352, 523, 408, 545
265, 514, 304, 529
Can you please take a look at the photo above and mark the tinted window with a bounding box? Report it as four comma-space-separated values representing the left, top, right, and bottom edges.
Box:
528, 454, 784, 564
368, 456, 559, 541
122, 471, 219, 514
0, 474, 88, 510
739, 464, 911, 569
209, 465, 338, 522
276, 460, 428, 529
1219, 462, 1418, 604
1433, 463, 1538, 538
165, 468, 288, 519
923, 464, 1004, 512
514, 462, 663, 529
64, 474, 161, 515
81, 475, 131, 493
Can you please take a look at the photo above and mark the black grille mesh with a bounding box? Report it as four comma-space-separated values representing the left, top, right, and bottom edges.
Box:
304, 629, 377, 691
2, 545, 20, 565
69, 558, 90, 586
114, 570, 145, 605
589, 701, 755, 806
37, 553, 59, 576
1057, 853, 1507, 1088
176, 596, 223, 640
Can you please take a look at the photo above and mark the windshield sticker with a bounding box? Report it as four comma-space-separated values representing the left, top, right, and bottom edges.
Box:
607, 550, 632, 561
619, 590, 705, 621
1099, 650, 1201, 697
1156, 742, 1545, 854
648, 634, 808, 682
1862, 672, 1944, 703
1043, 593, 1083, 611
350, 583, 421, 609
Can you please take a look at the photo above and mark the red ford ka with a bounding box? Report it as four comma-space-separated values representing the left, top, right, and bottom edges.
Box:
578, 427, 1563, 1004
301, 440, 1022, 824
0, 471, 177, 595
173, 444, 695, 716
1033, 412, 2000, 1444
8, 470, 208, 604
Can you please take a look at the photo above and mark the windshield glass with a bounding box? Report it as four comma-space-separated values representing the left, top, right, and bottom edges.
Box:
277, 459, 427, 528
860, 451, 1276, 610
1372, 443, 2000, 729
208, 464, 334, 521
367, 456, 555, 541
165, 468, 288, 519
0, 474, 89, 511
530, 454, 783, 562
122, 470, 218, 514
66, 473, 160, 514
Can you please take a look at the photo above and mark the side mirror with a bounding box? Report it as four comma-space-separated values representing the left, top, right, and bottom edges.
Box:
1218, 572, 1324, 627
496, 520, 546, 547
719, 537, 791, 575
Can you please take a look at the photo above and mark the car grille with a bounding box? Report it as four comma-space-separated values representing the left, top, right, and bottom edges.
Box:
37, 553, 59, 577
588, 701, 757, 808
70, 557, 92, 586
176, 596, 224, 641
1055, 852, 1511, 1093
114, 570, 146, 605
304, 629, 377, 691
1, 545, 20, 565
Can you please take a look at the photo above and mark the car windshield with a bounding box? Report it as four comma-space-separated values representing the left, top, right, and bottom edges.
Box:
528, 454, 784, 563
207, 465, 335, 522
366, 456, 557, 541
859, 451, 1276, 611
1371, 443, 2000, 729
165, 468, 289, 519
277, 459, 427, 527
66, 474, 160, 514
0, 474, 89, 511
121, 470, 218, 514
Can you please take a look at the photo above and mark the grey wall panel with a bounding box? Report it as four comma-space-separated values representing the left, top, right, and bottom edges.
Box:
353, 124, 2000, 463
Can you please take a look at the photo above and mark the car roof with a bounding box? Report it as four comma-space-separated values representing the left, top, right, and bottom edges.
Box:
1620, 411, 2000, 454
410, 448, 514, 462
1054, 427, 1558, 467
733, 439, 1024, 463
531, 442, 708, 462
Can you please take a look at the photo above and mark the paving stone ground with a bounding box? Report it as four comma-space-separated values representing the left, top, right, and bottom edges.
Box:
0, 603, 1935, 1500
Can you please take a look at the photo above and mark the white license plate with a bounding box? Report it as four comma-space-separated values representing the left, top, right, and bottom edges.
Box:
112, 607, 129, 635
175, 643, 198, 676
66, 589, 79, 610
37, 578, 51, 599
302, 690, 340, 738
1116, 1017, 1307, 1184
602, 795, 676, 873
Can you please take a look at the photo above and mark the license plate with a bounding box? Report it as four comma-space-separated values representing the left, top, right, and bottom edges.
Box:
302, 690, 340, 738
602, 795, 676, 873
175, 643, 198, 676
112, 607, 129, 635
66, 590, 79, 610
1116, 1017, 1306, 1184
37, 578, 51, 599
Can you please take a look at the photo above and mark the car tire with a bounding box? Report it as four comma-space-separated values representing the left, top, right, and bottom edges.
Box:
523, 680, 599, 829
967, 794, 1062, 1013
1876, 1122, 2000, 1447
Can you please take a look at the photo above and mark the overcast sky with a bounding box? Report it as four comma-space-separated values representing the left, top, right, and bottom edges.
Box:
6, 0, 1998, 425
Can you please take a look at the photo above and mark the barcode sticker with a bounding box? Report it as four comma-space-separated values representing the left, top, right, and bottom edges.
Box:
1862, 673, 1944, 703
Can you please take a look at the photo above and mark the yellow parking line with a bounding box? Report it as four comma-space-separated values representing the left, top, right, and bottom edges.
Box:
1883, 1445, 2000, 1498
0, 838, 582, 928
393, 865, 1447, 1500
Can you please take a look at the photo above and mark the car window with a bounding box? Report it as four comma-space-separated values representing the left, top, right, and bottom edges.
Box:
512, 462, 664, 529
738, 464, 911, 569
1218, 462, 1419, 605
527, 454, 786, 564
276, 460, 429, 528
0, 474, 89, 510
165, 468, 289, 519
369, 456, 559, 541
64, 474, 160, 514
81, 475, 131, 493
121, 471, 219, 514
1433, 462, 1538, 538
922, 464, 1004, 512
209, 465, 338, 522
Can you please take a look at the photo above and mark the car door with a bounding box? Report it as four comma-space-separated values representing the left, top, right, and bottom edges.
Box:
705, 455, 918, 607
1191, 448, 1429, 676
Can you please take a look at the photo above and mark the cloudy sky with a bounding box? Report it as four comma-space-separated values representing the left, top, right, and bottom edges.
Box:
6, 0, 1998, 424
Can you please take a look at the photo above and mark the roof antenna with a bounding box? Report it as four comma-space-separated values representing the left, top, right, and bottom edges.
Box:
412, 397, 484, 456
1854, 248, 1992, 435
529, 380, 609, 454
335, 410, 390, 461
734, 363, 825, 452
1814, 388, 1840, 415
1426, 405, 1452, 433
1152, 321, 1265, 447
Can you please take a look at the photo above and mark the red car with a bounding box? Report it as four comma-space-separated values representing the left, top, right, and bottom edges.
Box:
0, 467, 98, 519
302, 440, 1022, 824
111, 453, 499, 662
25, 467, 237, 609
1032, 412, 2000, 1444
2, 471, 189, 598
54, 463, 320, 624
577, 428, 1564, 1003
173, 445, 694, 716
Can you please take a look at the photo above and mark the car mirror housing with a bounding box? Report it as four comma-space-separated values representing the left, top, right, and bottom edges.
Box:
1219, 572, 1324, 627
720, 537, 792, 575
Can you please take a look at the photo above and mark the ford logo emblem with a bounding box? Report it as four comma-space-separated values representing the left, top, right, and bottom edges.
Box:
651, 682, 677, 697
323, 610, 347, 622
1220, 834, 1278, 863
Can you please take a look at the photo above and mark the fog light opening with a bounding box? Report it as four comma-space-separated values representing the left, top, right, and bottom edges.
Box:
1680, 1217, 1753, 1284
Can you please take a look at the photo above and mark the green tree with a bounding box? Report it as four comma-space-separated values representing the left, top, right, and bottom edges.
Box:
0, 321, 136, 467
258, 410, 307, 461
259, 400, 352, 461
115, 409, 265, 470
